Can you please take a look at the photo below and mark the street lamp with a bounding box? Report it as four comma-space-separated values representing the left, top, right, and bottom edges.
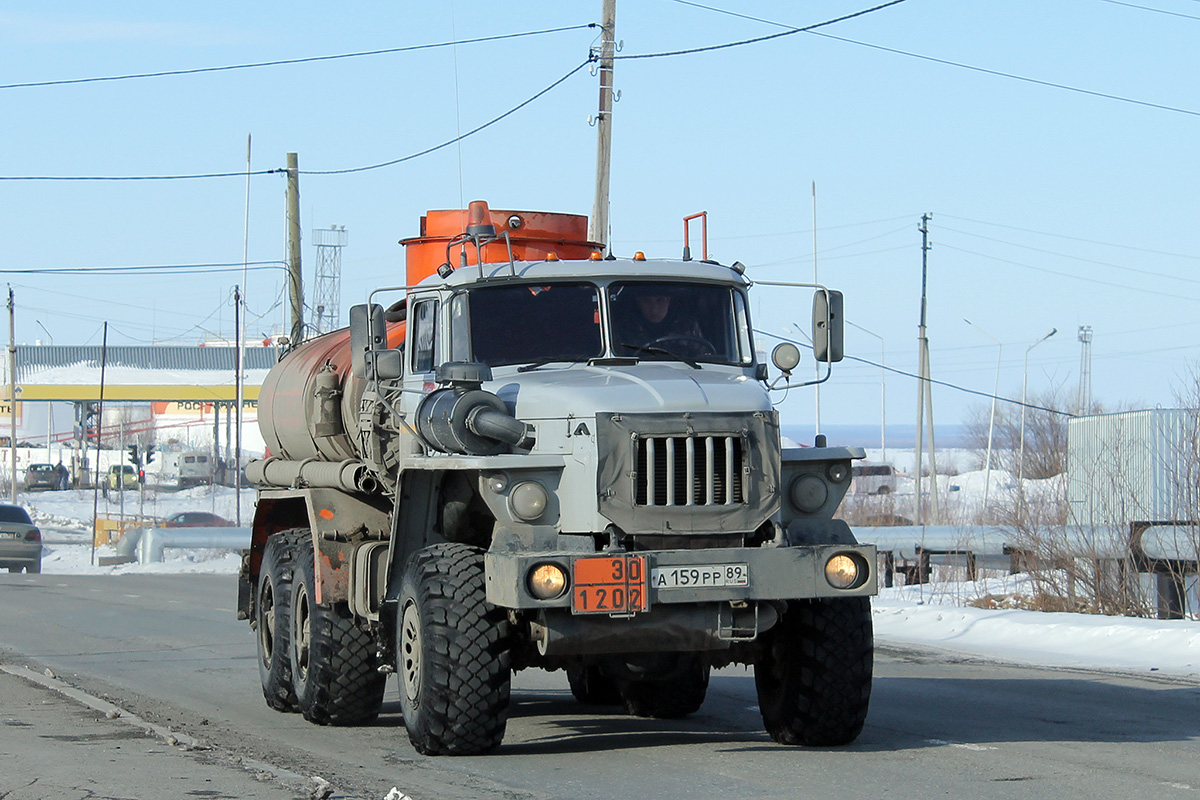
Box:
847, 320, 886, 461
964, 318, 1001, 514
1020, 328, 1057, 483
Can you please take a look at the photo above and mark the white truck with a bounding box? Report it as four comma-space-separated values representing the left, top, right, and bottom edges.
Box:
238, 202, 876, 755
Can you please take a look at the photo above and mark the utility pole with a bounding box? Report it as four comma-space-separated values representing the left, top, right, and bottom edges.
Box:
286, 152, 304, 346
913, 214, 939, 524
588, 0, 616, 249
234, 285, 243, 526
7, 287, 16, 505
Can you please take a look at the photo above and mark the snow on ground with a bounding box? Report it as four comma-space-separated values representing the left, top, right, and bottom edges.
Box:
875, 576, 1200, 679
13, 476, 1200, 682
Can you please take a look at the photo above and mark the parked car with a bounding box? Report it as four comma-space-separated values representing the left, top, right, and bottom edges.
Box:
23, 463, 59, 491
160, 511, 232, 528
0, 503, 41, 573
103, 464, 138, 498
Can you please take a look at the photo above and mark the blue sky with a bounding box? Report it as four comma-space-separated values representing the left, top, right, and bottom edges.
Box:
2, 1, 1198, 435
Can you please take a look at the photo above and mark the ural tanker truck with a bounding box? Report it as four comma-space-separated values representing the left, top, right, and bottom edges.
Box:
238, 201, 877, 755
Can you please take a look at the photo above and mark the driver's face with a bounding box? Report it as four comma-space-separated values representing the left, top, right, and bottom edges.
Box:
636, 295, 670, 324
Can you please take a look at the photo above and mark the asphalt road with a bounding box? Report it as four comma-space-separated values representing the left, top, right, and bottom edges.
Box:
1, 573, 1198, 800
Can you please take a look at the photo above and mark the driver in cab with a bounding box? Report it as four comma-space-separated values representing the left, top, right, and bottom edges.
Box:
614, 285, 709, 359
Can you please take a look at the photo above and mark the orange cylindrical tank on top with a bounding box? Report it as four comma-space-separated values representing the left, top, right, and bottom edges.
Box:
401, 201, 601, 285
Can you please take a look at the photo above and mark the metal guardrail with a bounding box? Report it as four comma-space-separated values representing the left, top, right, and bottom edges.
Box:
856, 523, 1200, 619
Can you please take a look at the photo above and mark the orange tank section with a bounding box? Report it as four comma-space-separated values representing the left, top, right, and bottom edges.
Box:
401, 200, 602, 285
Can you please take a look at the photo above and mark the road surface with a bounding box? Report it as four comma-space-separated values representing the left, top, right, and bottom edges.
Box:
1, 573, 1197, 799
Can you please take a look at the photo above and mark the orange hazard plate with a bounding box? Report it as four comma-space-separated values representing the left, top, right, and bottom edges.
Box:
572, 555, 649, 615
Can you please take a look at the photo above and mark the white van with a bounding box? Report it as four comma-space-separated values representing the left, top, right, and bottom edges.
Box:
852, 463, 897, 495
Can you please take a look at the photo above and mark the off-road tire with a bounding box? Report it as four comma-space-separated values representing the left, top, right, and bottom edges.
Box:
290, 535, 386, 726
255, 530, 301, 712
566, 664, 622, 706
397, 542, 510, 755
755, 597, 873, 746
618, 656, 710, 719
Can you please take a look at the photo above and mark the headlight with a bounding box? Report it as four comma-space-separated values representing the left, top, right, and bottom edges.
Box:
510, 481, 549, 521
824, 553, 864, 589
527, 563, 568, 599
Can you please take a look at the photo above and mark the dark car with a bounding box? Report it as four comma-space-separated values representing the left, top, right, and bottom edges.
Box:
23, 463, 59, 491
0, 504, 42, 573
161, 511, 233, 528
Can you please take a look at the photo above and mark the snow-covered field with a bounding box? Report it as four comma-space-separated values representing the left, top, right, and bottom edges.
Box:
15, 480, 1200, 681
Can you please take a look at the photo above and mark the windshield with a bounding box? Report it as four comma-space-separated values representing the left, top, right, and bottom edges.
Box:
609, 281, 749, 364
458, 282, 604, 367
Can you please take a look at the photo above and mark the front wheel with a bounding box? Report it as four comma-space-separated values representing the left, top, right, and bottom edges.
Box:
290, 535, 386, 725
755, 597, 873, 746
397, 543, 510, 755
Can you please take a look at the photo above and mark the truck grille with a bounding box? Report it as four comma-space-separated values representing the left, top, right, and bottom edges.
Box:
635, 435, 744, 506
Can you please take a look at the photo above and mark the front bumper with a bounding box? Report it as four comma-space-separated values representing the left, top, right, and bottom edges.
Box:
484, 543, 877, 610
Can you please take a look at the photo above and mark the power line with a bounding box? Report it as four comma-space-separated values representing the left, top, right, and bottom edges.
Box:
0, 59, 592, 182
758, 329, 1075, 417
301, 59, 592, 175
0, 24, 596, 91
1097, 0, 1200, 20
0, 260, 286, 275
617, 0, 909, 60
811, 31, 1200, 117
938, 213, 1200, 261
674, 0, 1200, 117
937, 242, 1200, 302
938, 224, 1200, 287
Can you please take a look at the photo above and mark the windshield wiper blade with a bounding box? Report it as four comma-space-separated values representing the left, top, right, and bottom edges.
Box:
619, 343, 701, 370
517, 357, 568, 373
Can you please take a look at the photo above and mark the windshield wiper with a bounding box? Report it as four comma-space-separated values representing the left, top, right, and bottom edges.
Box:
517, 357, 572, 373
619, 343, 701, 370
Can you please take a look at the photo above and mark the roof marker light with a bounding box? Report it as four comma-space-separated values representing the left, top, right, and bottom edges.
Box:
633, 251, 646, 261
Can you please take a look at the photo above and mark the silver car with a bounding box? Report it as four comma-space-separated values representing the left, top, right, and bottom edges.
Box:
0, 504, 42, 573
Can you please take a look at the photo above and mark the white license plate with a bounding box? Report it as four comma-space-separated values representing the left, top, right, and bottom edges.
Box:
651, 563, 749, 590
0, 532, 18, 539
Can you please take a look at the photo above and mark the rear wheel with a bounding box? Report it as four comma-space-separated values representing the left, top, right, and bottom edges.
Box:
290, 535, 386, 725
754, 597, 873, 746
397, 543, 511, 755
617, 655, 710, 719
256, 530, 301, 712
566, 664, 622, 706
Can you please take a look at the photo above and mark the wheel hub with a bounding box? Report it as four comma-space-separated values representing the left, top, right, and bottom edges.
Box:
400, 601, 422, 705
258, 580, 276, 666
293, 582, 311, 682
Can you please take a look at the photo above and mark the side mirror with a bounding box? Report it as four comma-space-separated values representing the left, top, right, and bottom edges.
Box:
365, 349, 403, 381
349, 304, 386, 378
812, 289, 844, 363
